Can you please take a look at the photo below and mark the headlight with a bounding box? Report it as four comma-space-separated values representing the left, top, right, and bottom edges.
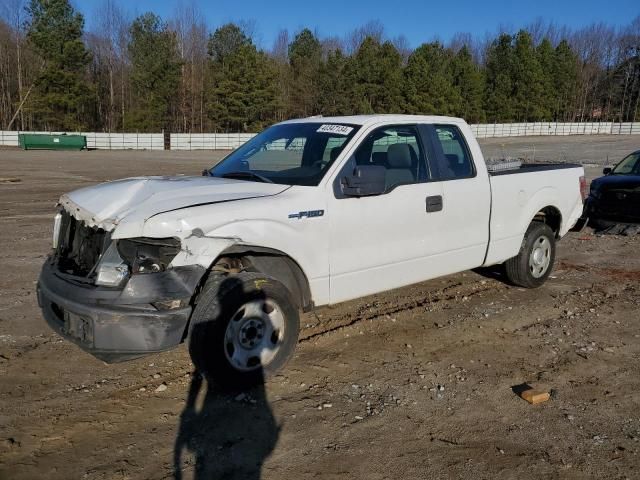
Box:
52, 212, 62, 249
117, 237, 180, 274
95, 242, 129, 287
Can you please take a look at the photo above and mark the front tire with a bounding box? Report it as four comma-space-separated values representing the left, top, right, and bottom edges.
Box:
505, 222, 556, 288
188, 272, 300, 388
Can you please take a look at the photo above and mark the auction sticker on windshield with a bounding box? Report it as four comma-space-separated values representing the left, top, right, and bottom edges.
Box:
316, 124, 354, 135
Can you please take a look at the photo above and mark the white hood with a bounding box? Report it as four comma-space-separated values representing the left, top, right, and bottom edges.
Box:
60, 176, 289, 231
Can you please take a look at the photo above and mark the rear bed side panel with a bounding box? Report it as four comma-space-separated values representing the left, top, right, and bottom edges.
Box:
484, 166, 584, 266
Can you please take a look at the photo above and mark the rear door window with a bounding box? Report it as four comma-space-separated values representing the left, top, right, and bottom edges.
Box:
428, 125, 475, 180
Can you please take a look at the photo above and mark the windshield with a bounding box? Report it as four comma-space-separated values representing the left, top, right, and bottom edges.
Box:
612, 152, 640, 175
209, 122, 360, 186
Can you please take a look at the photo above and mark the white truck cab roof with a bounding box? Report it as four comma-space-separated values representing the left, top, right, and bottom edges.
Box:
280, 114, 465, 127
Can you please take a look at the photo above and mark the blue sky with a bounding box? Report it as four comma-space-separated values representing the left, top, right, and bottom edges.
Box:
78, 0, 639, 49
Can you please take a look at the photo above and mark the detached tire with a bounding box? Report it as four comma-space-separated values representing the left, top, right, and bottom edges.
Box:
188, 271, 300, 388
505, 222, 556, 288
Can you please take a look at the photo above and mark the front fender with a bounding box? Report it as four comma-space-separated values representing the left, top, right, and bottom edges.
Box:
170, 235, 238, 268
135, 188, 330, 305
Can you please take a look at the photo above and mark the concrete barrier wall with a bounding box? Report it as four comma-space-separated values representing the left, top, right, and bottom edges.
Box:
1, 122, 638, 150
0, 131, 164, 150
469, 122, 640, 138
170, 133, 256, 150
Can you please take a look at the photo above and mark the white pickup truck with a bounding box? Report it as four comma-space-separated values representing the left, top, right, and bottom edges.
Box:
38, 115, 586, 386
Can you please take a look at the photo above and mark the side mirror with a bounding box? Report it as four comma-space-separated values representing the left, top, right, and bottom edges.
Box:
341, 165, 386, 197
202, 168, 210, 176
602, 167, 612, 175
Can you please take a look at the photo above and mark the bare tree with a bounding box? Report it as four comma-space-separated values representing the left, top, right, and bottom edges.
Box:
346, 20, 384, 54
525, 17, 547, 46
1, 0, 27, 129
271, 28, 289, 62
171, 1, 207, 132
392, 34, 412, 65
570, 23, 618, 120
86, 0, 130, 131
320, 35, 345, 57
238, 19, 260, 45
615, 16, 640, 122
97, 0, 127, 131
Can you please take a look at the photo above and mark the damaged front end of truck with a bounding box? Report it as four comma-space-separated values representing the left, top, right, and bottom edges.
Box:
37, 208, 207, 362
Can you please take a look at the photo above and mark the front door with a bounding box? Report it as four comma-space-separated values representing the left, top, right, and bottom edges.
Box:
327, 124, 448, 304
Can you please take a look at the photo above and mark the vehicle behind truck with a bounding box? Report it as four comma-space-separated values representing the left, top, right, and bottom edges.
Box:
37, 115, 585, 387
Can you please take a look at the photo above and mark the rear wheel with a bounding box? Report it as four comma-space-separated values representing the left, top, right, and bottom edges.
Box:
188, 272, 300, 388
505, 222, 556, 288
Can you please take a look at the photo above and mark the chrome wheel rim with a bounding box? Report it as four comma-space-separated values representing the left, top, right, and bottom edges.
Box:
529, 236, 551, 278
224, 299, 285, 372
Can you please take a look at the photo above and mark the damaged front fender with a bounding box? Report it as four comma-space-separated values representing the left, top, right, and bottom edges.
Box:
170, 234, 239, 269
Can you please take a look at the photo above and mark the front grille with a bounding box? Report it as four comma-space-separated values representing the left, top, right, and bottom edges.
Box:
55, 211, 109, 277
600, 190, 640, 218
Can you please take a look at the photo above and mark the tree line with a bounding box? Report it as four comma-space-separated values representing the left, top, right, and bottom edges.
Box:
0, 0, 639, 133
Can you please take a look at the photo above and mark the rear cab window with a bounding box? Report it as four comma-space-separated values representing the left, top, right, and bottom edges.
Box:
428, 125, 476, 181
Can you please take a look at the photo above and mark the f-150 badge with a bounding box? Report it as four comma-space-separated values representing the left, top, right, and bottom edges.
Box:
288, 210, 324, 219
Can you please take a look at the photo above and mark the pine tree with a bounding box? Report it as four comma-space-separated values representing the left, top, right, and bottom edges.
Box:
347, 37, 403, 113
127, 13, 181, 132
208, 23, 251, 66
25, 0, 92, 130
536, 38, 555, 120
484, 33, 515, 122
512, 30, 545, 121
404, 42, 460, 115
553, 40, 579, 121
451, 45, 485, 122
206, 24, 279, 131
288, 29, 322, 117
317, 48, 351, 115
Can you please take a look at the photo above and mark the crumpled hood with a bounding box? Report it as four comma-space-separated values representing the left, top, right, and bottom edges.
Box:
60, 175, 289, 231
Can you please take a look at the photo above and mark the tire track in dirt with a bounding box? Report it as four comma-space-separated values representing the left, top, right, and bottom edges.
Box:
299, 279, 509, 342
557, 260, 640, 281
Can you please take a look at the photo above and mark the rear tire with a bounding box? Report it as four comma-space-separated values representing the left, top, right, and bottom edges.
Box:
188, 272, 300, 389
505, 222, 556, 288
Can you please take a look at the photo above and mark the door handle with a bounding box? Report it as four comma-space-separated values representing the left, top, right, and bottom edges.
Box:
426, 195, 443, 213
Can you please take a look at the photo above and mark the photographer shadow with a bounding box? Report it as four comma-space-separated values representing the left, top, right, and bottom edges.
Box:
173, 277, 280, 480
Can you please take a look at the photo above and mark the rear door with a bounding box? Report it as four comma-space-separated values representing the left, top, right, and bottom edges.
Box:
423, 124, 491, 271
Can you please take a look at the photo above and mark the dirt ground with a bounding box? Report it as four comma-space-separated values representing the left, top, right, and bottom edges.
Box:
1, 135, 639, 479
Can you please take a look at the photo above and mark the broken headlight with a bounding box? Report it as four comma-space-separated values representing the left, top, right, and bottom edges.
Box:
117, 237, 181, 274
95, 242, 130, 287
52, 212, 62, 249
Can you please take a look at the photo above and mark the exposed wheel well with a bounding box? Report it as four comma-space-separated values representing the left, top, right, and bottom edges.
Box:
533, 206, 562, 237
207, 246, 313, 311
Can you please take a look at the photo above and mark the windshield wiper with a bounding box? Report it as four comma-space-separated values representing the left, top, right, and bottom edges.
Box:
219, 171, 274, 184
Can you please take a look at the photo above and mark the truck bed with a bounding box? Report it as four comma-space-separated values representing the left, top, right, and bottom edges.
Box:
484, 162, 585, 266
488, 162, 583, 176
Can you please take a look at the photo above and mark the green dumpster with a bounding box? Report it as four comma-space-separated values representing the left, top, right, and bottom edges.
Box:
19, 133, 86, 151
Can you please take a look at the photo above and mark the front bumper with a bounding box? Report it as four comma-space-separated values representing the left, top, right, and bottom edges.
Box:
583, 195, 640, 225
37, 260, 206, 363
